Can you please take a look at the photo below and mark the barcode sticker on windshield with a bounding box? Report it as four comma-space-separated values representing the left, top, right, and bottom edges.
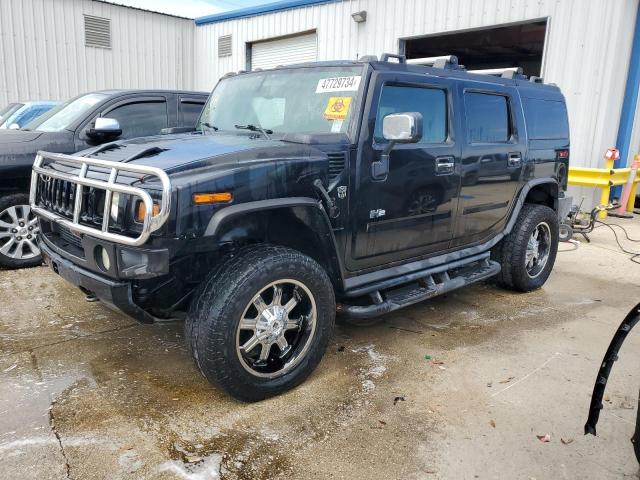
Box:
316, 76, 361, 93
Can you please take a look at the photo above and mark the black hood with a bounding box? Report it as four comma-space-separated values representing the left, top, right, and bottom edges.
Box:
84, 133, 324, 174
0, 129, 46, 144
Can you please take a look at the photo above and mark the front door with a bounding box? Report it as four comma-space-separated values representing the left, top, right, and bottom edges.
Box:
347, 74, 461, 271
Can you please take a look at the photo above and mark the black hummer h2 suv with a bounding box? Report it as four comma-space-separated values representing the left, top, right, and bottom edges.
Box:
31, 54, 571, 401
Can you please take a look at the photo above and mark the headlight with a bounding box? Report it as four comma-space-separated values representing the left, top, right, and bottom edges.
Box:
110, 193, 120, 222
135, 200, 161, 223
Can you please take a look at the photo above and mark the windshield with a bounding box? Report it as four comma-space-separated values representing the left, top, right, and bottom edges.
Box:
26, 93, 107, 132
197, 66, 364, 138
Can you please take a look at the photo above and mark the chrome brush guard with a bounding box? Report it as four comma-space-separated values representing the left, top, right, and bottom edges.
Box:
30, 151, 171, 247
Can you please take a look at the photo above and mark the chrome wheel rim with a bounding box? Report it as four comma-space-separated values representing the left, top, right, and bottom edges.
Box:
236, 279, 317, 379
525, 221, 551, 278
0, 204, 40, 260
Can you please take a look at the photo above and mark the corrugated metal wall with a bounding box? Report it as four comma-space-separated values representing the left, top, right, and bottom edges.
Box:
194, 0, 640, 205
0, 0, 195, 105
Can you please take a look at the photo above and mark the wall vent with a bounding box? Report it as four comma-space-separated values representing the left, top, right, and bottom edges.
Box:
84, 15, 111, 49
218, 35, 232, 57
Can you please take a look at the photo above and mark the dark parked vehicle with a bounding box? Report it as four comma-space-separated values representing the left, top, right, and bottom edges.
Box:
0, 89, 207, 268
31, 55, 571, 401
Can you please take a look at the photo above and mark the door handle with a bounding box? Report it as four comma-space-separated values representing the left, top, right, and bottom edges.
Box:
435, 156, 455, 175
508, 152, 522, 167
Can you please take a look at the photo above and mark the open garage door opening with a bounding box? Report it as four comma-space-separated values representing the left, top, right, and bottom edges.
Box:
403, 20, 547, 77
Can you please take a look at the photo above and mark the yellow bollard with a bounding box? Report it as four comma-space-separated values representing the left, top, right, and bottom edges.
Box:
599, 149, 619, 218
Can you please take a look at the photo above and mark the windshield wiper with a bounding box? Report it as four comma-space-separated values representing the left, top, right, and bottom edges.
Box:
234, 123, 272, 139
200, 122, 218, 132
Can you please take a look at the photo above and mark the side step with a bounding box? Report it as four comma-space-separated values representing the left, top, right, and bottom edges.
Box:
338, 258, 500, 319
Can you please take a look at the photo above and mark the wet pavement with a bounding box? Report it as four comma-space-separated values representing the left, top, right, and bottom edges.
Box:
1, 219, 639, 479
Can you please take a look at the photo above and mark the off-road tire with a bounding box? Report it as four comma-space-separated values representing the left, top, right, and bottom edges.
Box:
185, 244, 335, 402
492, 204, 559, 292
0, 193, 42, 269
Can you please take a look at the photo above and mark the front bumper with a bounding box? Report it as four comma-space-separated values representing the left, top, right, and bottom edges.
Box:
39, 238, 159, 324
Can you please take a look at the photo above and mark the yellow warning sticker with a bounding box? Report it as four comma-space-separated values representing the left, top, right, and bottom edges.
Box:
324, 96, 352, 121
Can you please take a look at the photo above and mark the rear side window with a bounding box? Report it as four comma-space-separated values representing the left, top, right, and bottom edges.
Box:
179, 99, 205, 127
524, 98, 569, 140
465, 92, 510, 143
374, 85, 447, 143
107, 100, 168, 140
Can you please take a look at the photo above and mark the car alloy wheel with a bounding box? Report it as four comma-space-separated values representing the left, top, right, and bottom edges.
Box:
235, 279, 317, 378
525, 221, 551, 278
0, 204, 40, 261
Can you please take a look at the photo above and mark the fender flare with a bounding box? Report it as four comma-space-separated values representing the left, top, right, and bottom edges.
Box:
504, 177, 559, 236
203, 197, 346, 285
205, 197, 324, 236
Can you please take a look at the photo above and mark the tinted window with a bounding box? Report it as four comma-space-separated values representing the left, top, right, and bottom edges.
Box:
180, 100, 205, 127
524, 98, 569, 139
107, 101, 168, 139
465, 92, 510, 143
374, 85, 447, 143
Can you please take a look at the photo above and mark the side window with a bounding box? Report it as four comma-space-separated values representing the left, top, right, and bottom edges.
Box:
374, 85, 447, 144
523, 98, 569, 140
179, 99, 205, 127
106, 100, 168, 140
464, 92, 510, 143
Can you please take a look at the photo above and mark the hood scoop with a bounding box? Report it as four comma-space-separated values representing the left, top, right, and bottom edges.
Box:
85, 142, 166, 163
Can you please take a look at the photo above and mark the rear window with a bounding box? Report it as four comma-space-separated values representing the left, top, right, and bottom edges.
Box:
524, 98, 569, 140
180, 99, 205, 127
464, 92, 510, 143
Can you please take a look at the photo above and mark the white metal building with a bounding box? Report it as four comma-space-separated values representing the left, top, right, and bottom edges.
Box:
1, 0, 639, 204
0, 0, 195, 105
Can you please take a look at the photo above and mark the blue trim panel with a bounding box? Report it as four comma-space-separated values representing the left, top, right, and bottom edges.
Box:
195, 0, 337, 25
615, 3, 640, 169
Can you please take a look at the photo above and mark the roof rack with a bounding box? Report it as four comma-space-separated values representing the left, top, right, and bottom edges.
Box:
406, 55, 459, 69
467, 67, 524, 79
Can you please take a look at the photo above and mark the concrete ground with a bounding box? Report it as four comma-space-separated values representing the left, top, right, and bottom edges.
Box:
1, 218, 639, 480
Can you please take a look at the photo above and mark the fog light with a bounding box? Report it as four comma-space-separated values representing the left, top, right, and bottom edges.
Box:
95, 246, 111, 271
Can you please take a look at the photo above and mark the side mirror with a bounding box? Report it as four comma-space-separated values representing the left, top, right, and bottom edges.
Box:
87, 117, 122, 140
372, 112, 423, 181
8, 123, 20, 130
382, 112, 423, 143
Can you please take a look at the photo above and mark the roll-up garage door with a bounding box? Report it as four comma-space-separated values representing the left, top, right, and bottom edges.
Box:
251, 32, 317, 70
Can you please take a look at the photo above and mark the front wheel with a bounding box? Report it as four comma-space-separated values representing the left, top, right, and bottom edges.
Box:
492, 204, 559, 292
186, 245, 335, 402
0, 194, 42, 269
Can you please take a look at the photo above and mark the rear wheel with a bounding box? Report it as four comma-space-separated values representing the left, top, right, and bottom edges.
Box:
0, 194, 42, 269
493, 204, 559, 292
186, 245, 335, 402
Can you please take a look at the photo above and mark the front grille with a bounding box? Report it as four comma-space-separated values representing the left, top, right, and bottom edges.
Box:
38, 177, 76, 217
328, 152, 346, 181
36, 178, 105, 227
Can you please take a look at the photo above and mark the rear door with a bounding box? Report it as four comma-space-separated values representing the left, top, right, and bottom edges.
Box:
451, 83, 525, 246
178, 95, 207, 128
347, 72, 461, 271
